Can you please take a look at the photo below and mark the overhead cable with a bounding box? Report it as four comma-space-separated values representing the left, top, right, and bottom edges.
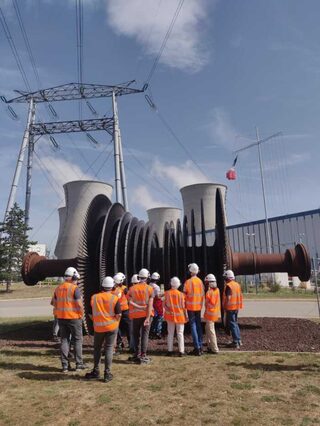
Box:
145, 0, 185, 84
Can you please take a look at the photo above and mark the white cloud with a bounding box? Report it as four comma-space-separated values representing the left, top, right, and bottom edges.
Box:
152, 158, 208, 188
131, 184, 165, 210
36, 155, 95, 199
105, 0, 213, 72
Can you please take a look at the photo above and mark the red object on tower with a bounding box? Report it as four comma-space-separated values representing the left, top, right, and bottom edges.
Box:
226, 167, 237, 180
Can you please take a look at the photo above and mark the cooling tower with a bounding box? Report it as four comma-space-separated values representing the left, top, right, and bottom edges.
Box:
147, 207, 182, 247
180, 183, 227, 233
55, 207, 67, 258
54, 180, 113, 259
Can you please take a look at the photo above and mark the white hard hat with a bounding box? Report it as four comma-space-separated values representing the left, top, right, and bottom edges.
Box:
170, 276, 181, 289
224, 270, 235, 280
205, 273, 216, 282
113, 273, 124, 285
131, 274, 139, 284
138, 268, 150, 280
188, 263, 199, 274
64, 267, 80, 280
151, 272, 160, 281
101, 276, 114, 289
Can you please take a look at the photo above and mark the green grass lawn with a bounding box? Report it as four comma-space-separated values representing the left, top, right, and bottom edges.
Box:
0, 318, 319, 426
243, 288, 317, 299
0, 282, 57, 300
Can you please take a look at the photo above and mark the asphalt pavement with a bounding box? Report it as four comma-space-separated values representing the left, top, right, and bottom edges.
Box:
0, 297, 319, 319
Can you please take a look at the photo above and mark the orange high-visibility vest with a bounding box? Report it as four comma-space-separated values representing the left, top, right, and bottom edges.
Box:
128, 282, 153, 319
204, 288, 221, 322
112, 285, 129, 311
184, 276, 204, 311
54, 282, 82, 320
223, 280, 243, 311
164, 288, 187, 324
91, 291, 119, 333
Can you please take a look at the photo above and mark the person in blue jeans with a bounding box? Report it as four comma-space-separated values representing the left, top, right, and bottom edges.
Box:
184, 263, 205, 356
223, 270, 243, 349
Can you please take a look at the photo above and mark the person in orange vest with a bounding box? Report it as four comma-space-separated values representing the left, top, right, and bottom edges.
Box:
128, 273, 140, 353
85, 276, 121, 382
204, 274, 220, 354
223, 269, 243, 349
164, 277, 187, 356
112, 272, 130, 352
184, 263, 205, 356
51, 267, 85, 373
128, 268, 154, 364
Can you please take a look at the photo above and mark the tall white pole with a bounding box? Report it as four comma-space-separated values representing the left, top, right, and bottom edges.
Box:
4, 98, 35, 222
112, 91, 122, 205
256, 126, 272, 255
24, 101, 36, 230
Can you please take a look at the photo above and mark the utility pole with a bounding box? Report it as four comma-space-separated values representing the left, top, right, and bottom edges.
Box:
1, 81, 144, 228
4, 97, 35, 223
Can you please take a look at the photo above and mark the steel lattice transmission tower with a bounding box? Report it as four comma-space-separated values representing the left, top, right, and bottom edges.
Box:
1, 81, 146, 229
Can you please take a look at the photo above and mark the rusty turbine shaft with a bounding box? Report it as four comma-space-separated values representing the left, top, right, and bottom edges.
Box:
22, 189, 311, 334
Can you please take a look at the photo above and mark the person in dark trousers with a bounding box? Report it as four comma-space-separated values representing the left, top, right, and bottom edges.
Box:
51, 267, 86, 373
128, 268, 154, 364
112, 272, 131, 352
223, 270, 243, 349
149, 272, 163, 339
85, 276, 121, 382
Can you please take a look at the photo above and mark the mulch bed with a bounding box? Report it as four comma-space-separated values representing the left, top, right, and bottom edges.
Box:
0, 318, 319, 353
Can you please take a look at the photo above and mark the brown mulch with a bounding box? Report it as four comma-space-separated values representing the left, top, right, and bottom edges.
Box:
0, 318, 319, 353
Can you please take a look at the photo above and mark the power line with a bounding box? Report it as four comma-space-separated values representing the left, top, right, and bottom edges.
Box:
145, 0, 185, 84
0, 6, 31, 91
145, 92, 209, 179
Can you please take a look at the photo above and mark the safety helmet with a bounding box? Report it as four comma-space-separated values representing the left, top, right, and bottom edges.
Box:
188, 263, 199, 274
170, 276, 181, 289
113, 273, 124, 285
64, 267, 80, 280
224, 270, 235, 280
151, 272, 160, 281
101, 276, 114, 289
205, 273, 216, 282
138, 268, 150, 280
131, 274, 139, 284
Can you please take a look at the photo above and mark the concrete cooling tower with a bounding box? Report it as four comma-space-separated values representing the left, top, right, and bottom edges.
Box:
180, 183, 227, 233
54, 180, 113, 259
147, 207, 182, 247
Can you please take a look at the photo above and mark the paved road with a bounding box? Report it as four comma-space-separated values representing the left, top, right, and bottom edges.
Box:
0, 297, 319, 318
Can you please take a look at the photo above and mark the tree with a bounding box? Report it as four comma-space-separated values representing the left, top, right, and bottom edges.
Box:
0, 203, 36, 290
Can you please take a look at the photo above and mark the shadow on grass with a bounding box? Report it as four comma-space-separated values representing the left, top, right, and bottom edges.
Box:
0, 361, 62, 372
17, 371, 85, 381
226, 361, 320, 372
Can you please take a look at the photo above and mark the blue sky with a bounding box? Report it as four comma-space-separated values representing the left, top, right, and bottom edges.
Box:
0, 0, 319, 254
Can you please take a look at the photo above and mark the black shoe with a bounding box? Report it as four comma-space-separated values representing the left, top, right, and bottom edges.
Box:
85, 370, 100, 380
178, 352, 186, 357
128, 355, 140, 364
226, 342, 240, 349
104, 371, 113, 383
188, 348, 201, 356
166, 351, 174, 357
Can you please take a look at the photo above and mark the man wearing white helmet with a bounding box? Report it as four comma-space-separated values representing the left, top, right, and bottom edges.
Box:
164, 277, 187, 356
51, 267, 85, 373
85, 276, 121, 382
128, 274, 140, 353
149, 272, 163, 340
223, 270, 243, 349
112, 273, 130, 352
204, 274, 220, 354
127, 268, 154, 364
184, 263, 205, 356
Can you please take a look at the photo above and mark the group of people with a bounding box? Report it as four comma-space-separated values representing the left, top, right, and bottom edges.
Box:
51, 263, 243, 383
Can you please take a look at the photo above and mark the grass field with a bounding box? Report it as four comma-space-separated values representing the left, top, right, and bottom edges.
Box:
0, 282, 57, 300
0, 318, 319, 426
